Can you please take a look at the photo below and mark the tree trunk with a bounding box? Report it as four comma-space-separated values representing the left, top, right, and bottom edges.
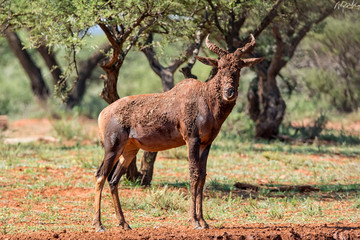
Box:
247, 77, 260, 122
139, 151, 158, 186
160, 70, 174, 92
99, 63, 121, 104
5, 31, 49, 104
66, 44, 111, 108
37, 45, 64, 87
248, 72, 286, 139
125, 156, 142, 181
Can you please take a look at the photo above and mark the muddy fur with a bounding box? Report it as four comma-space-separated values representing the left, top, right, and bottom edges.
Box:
98, 77, 237, 151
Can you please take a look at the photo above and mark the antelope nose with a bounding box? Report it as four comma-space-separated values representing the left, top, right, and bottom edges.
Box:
224, 87, 236, 101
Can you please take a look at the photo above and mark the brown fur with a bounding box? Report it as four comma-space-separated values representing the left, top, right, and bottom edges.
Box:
93, 35, 264, 232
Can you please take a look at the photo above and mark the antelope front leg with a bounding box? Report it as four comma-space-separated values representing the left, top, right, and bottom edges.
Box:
187, 137, 202, 229
196, 144, 211, 229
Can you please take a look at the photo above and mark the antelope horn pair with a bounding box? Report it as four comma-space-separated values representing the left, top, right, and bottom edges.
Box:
205, 34, 256, 58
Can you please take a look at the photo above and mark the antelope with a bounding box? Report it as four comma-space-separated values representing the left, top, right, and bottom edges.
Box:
93, 35, 263, 232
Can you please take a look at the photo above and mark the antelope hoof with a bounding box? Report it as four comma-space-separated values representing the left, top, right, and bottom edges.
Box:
93, 219, 106, 232
118, 222, 132, 230
192, 220, 203, 229
200, 221, 209, 229
95, 225, 106, 232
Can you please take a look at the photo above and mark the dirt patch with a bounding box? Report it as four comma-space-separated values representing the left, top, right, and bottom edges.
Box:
292, 118, 360, 135
2, 223, 360, 239
2, 117, 98, 144
234, 182, 320, 193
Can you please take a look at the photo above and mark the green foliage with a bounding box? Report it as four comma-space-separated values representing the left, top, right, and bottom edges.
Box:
122, 177, 142, 187
0, 207, 11, 234
217, 104, 256, 141
0, 38, 34, 115
255, 0, 335, 60
144, 186, 188, 213
51, 114, 86, 142
301, 199, 323, 217
1, 0, 204, 105
267, 208, 284, 220
303, 13, 360, 112
3, 0, 174, 47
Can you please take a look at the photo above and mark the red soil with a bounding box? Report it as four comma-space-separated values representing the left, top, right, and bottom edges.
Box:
2, 223, 360, 239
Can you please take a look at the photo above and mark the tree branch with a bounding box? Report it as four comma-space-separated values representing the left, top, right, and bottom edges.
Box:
36, 44, 64, 86
206, 0, 225, 35
122, 12, 149, 43
254, 0, 283, 38
123, 16, 158, 57
238, 0, 283, 48
4, 30, 49, 102
99, 23, 123, 69
66, 43, 112, 108
180, 29, 207, 79
290, 7, 334, 58
267, 24, 284, 78
168, 42, 196, 73
141, 33, 163, 77
99, 23, 119, 49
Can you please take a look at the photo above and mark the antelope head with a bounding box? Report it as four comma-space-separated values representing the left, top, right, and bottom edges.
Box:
196, 35, 264, 102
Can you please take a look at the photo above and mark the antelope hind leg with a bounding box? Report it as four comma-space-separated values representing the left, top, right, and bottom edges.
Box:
93, 129, 129, 232
93, 150, 122, 232
108, 144, 139, 230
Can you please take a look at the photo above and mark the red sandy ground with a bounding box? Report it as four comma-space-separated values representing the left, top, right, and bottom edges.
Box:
2, 223, 360, 240
1, 118, 360, 239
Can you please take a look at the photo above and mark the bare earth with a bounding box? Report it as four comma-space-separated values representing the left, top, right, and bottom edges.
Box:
2, 223, 360, 240
1, 118, 360, 239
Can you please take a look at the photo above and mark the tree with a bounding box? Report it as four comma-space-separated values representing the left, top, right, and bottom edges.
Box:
247, 0, 335, 138
205, 0, 335, 138
1, 0, 171, 102
3, 30, 50, 105
1, 0, 113, 109
302, 12, 360, 113
3, 29, 111, 109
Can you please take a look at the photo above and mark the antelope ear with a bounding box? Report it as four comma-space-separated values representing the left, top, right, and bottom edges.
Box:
196, 56, 218, 68
242, 57, 265, 67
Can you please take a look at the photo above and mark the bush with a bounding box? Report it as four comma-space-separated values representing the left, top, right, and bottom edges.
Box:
51, 114, 86, 142
303, 13, 360, 113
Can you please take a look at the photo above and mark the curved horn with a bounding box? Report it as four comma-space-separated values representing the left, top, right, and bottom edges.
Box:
206, 35, 228, 57
234, 34, 256, 58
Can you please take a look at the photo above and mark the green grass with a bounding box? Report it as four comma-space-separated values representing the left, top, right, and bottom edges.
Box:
1, 135, 360, 234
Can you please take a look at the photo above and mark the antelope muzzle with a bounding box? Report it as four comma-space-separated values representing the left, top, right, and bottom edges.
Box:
223, 87, 236, 101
